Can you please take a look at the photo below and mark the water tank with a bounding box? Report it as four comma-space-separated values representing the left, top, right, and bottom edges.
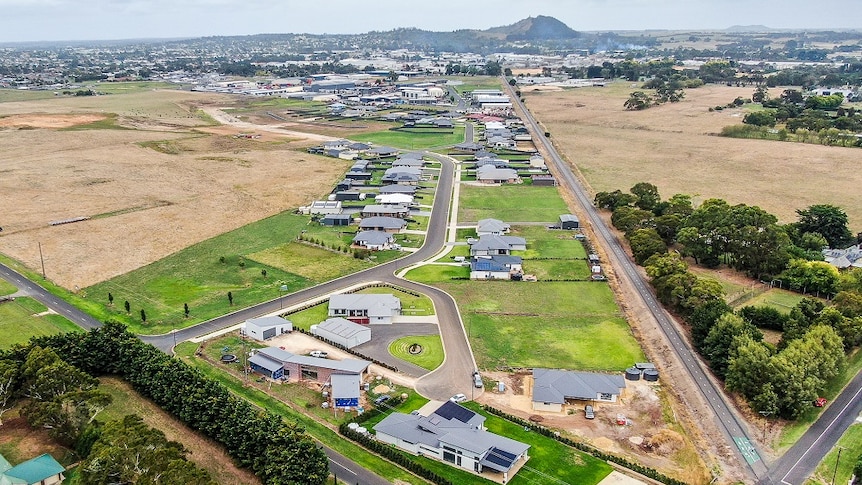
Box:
498, 381, 506, 392
348, 423, 360, 431
643, 369, 659, 382
625, 367, 641, 381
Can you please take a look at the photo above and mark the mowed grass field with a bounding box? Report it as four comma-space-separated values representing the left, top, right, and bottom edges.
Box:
354, 126, 465, 149
458, 185, 570, 223
524, 81, 862, 226
389, 335, 445, 370
807, 423, 862, 485
0, 297, 82, 349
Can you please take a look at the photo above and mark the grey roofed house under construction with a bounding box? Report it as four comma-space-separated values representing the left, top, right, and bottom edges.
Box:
476, 218, 510, 235
532, 368, 626, 404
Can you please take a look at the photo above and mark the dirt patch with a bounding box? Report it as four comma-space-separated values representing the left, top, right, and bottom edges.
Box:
0, 412, 70, 465
0, 113, 107, 128
0, 92, 349, 288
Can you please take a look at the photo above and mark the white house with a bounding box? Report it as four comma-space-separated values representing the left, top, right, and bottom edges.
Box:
476, 218, 510, 236
374, 401, 529, 483
243, 316, 293, 342
328, 293, 401, 324
302, 200, 343, 215
531, 368, 627, 412
375, 193, 414, 206
312, 317, 372, 349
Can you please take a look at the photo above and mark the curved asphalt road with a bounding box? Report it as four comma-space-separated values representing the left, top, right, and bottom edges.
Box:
504, 80, 769, 480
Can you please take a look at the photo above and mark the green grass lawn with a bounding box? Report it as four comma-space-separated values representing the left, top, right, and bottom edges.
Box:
354, 126, 465, 150
83, 81, 184, 94
450, 77, 503, 94
285, 303, 330, 331
83, 212, 376, 335
357, 286, 435, 316
404, 264, 470, 284
511, 226, 587, 259
524, 259, 592, 280
0, 297, 83, 349
738, 288, 809, 314
174, 341, 426, 485
458, 185, 569, 223
424, 281, 641, 371
0, 88, 59, 102
0, 280, 17, 296
806, 424, 862, 485
462, 403, 614, 485
388, 335, 445, 370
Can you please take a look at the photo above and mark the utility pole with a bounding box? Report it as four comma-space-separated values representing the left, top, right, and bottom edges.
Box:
38, 242, 46, 278
832, 447, 843, 485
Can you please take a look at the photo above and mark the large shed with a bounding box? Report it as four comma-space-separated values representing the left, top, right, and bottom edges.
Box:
312, 317, 372, 349
559, 214, 580, 230
243, 316, 293, 342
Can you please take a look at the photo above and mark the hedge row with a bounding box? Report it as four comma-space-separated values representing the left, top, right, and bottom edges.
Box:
338, 424, 454, 485
481, 405, 687, 485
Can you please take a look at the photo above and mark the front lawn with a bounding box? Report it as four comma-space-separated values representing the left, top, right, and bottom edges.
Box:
388, 335, 445, 370
403, 264, 470, 284
511, 225, 588, 259
524, 259, 592, 280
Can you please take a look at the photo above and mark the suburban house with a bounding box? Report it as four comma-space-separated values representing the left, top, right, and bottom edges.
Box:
379, 184, 417, 195
361, 205, 410, 218
311, 317, 372, 349
345, 171, 373, 181
352, 230, 395, 251
248, 346, 370, 383
0, 453, 65, 485
328, 293, 401, 324
476, 218, 510, 236
487, 136, 517, 150
358, 216, 407, 233
381, 172, 421, 185
532, 174, 556, 187
474, 157, 510, 169
559, 214, 580, 230
242, 316, 292, 341
823, 244, 862, 269
323, 139, 350, 151
470, 255, 523, 280
375, 193, 414, 206
453, 141, 483, 152
469, 234, 527, 257
531, 368, 627, 412
322, 214, 353, 226
529, 155, 546, 168
302, 200, 342, 215
333, 190, 363, 201
366, 146, 400, 158
476, 166, 520, 184
374, 401, 530, 483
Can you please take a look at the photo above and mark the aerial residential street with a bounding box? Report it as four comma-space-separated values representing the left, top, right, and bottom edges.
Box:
503, 80, 772, 480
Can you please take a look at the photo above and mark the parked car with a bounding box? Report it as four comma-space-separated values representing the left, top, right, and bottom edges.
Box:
309, 350, 328, 358
813, 397, 827, 407
450, 393, 467, 403
584, 405, 595, 419
473, 371, 483, 388
373, 395, 391, 406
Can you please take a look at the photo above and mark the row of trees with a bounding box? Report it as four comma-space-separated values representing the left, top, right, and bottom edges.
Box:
624, 75, 693, 110
1, 323, 330, 484
0, 346, 216, 484
597, 183, 862, 418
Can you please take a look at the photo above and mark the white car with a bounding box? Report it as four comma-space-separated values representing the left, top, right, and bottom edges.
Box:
450, 393, 467, 403
309, 350, 328, 358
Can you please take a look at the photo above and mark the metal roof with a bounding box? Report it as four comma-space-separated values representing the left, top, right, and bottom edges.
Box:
359, 217, 406, 230
532, 368, 626, 404
329, 293, 401, 318
2, 454, 65, 483
245, 316, 291, 331
316, 317, 371, 340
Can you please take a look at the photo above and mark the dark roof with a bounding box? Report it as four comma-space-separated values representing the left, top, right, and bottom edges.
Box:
434, 400, 477, 423
359, 216, 406, 230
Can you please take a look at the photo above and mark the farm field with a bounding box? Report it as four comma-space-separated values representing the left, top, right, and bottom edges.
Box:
0, 297, 82, 349
0, 86, 349, 291
524, 81, 862, 227
354, 126, 465, 150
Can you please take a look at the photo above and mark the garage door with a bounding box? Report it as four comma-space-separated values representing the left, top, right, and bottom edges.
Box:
262, 328, 276, 340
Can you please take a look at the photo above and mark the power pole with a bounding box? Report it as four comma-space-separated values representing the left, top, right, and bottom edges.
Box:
832, 447, 842, 485
38, 242, 46, 278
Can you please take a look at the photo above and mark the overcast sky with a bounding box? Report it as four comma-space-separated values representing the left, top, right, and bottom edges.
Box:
0, 0, 860, 43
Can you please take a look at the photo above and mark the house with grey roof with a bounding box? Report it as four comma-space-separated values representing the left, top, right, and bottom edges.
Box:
823, 244, 862, 269
476, 166, 520, 184
242, 316, 292, 342
470, 255, 523, 280
379, 185, 417, 195
249, 346, 370, 383
352, 230, 395, 251
392, 158, 424, 168
302, 200, 342, 215
312, 317, 371, 349
469, 234, 527, 257
328, 292, 401, 324
358, 216, 407, 233
476, 218, 510, 236
361, 205, 410, 218
532, 368, 627, 412
366, 146, 400, 158
381, 172, 421, 185
374, 401, 529, 483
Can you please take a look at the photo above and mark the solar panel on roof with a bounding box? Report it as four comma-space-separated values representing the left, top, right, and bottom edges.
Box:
483, 447, 516, 469
434, 401, 476, 423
